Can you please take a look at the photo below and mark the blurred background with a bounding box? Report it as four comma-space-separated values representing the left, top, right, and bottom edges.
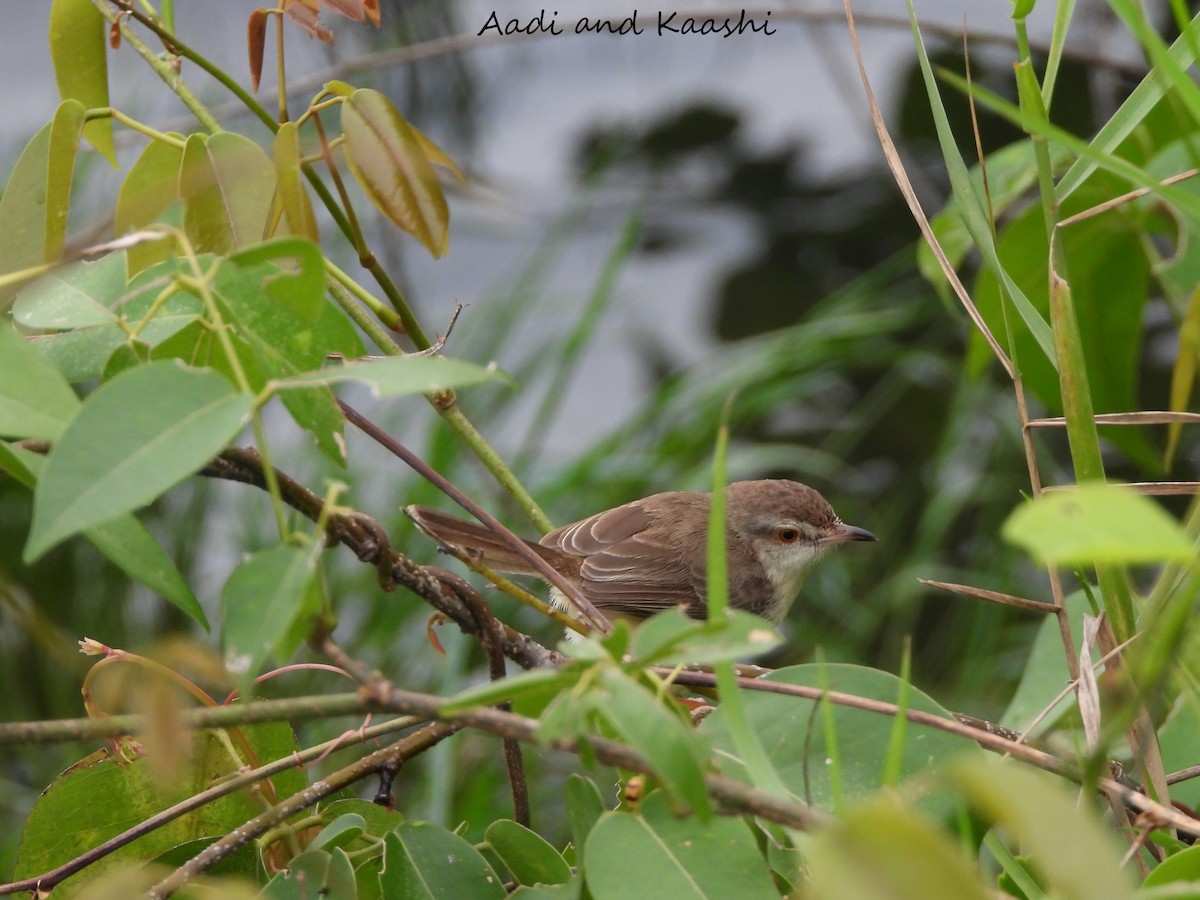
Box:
1, 0, 1189, 860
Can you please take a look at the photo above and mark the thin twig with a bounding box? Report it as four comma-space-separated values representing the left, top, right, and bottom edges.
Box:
337, 400, 611, 634
920, 578, 1060, 614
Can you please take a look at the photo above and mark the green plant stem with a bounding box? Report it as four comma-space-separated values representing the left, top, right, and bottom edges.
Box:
179, 250, 288, 538
92, 0, 221, 134
105, 0, 543, 531
325, 259, 404, 336
86, 108, 186, 149
275, 8, 288, 122
438, 404, 552, 531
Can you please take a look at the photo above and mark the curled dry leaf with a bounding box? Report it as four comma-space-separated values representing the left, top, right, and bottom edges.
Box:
247, 8, 268, 92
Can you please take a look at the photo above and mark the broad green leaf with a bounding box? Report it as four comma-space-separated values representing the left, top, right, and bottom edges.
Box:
0, 101, 86, 305
595, 669, 711, 819
309, 814, 367, 851
272, 122, 319, 242
228, 237, 325, 322
49, 0, 116, 165
0, 323, 80, 440
179, 132, 276, 254
45, 101, 87, 263
999, 590, 1089, 732
967, 183, 1155, 469
341, 89, 450, 257
485, 820, 572, 887
948, 759, 1135, 899
263, 848, 357, 900
565, 775, 605, 868
628, 607, 780, 667
806, 794, 989, 900
1142, 843, 1200, 892
115, 138, 185, 277
274, 354, 504, 395
12, 251, 125, 330
584, 792, 777, 900
25, 257, 204, 382
1002, 483, 1194, 566
25, 361, 252, 560
378, 822, 506, 899
1158, 700, 1200, 811
13, 723, 302, 898
703, 664, 978, 811
212, 256, 358, 464
14, 425, 209, 629
221, 543, 319, 682
84, 511, 207, 628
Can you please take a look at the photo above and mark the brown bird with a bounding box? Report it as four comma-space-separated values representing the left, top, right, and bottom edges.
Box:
407, 479, 875, 631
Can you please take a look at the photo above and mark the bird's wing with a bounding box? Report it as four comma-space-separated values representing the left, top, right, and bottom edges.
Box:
541, 497, 708, 617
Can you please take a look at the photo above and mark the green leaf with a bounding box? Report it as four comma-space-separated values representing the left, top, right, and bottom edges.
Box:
948, 759, 1135, 899
999, 590, 1089, 732
341, 89, 450, 257
13, 723, 302, 896
0, 101, 86, 305
25, 361, 252, 560
485, 820, 572, 887
806, 793, 990, 899
565, 775, 605, 869
1142, 840, 1200, 893
228, 237, 325, 322
221, 542, 319, 682
584, 792, 778, 900
49, 0, 116, 165
211, 255, 359, 465
629, 607, 780, 667
10, 436, 211, 629
23, 257, 204, 382
310, 814, 367, 851
1002, 483, 1194, 566
273, 122, 319, 242
596, 669, 712, 819
903, 5, 1056, 369
180, 132, 277, 254
702, 664, 978, 811
263, 848, 357, 900
378, 822, 506, 899
1057, 11, 1200, 199
0, 323, 80, 440
115, 138, 185, 277
274, 354, 505, 395
12, 251, 125, 331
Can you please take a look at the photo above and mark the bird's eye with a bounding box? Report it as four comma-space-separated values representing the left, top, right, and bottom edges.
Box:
776, 527, 801, 543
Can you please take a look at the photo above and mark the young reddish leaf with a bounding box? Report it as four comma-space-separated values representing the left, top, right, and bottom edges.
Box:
282, 0, 333, 42
248, 9, 269, 93
341, 89, 450, 257
362, 0, 381, 27
179, 133, 277, 254
272, 122, 319, 242
114, 137, 185, 277
322, 0, 365, 23
49, 0, 117, 166
109, 20, 121, 49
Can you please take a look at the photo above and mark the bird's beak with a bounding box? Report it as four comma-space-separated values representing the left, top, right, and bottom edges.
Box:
821, 523, 877, 545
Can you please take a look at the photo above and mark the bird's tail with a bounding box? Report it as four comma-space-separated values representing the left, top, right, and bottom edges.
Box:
405, 505, 549, 574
